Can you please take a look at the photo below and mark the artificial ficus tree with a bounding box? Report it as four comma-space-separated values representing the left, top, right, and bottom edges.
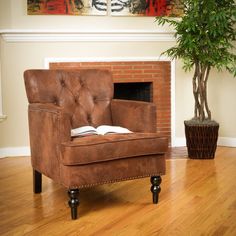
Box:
156, 0, 236, 122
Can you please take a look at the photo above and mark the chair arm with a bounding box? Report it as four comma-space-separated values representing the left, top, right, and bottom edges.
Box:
28, 103, 71, 181
111, 99, 156, 133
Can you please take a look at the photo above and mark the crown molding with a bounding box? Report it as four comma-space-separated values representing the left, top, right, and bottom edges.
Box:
0, 29, 175, 42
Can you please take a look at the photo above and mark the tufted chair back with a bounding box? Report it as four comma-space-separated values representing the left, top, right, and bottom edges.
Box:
24, 69, 114, 128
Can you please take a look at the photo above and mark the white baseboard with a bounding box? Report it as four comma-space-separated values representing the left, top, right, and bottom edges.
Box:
172, 137, 186, 147
0, 137, 235, 158
172, 137, 236, 147
218, 137, 236, 147
0, 146, 30, 158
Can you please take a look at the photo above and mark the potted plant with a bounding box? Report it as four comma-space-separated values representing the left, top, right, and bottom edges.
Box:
156, 0, 236, 159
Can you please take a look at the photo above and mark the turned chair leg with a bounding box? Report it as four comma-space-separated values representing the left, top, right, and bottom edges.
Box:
68, 189, 80, 220
150, 176, 162, 204
33, 169, 42, 193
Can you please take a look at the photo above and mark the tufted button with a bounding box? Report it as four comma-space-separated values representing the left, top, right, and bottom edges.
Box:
74, 95, 80, 104
60, 80, 66, 87
87, 114, 92, 123
80, 79, 85, 87
93, 96, 97, 103
53, 97, 58, 105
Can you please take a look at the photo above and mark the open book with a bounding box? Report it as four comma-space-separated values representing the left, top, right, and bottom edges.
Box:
71, 125, 132, 137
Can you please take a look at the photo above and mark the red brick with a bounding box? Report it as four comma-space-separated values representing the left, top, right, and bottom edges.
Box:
133, 65, 153, 69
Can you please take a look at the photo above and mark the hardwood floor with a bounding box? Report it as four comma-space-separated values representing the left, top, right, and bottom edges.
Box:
166, 147, 188, 159
0, 147, 236, 236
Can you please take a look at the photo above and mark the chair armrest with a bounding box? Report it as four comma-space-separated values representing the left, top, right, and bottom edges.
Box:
28, 103, 71, 181
111, 99, 156, 133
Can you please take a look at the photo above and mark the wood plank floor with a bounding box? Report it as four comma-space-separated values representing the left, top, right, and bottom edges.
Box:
0, 147, 236, 236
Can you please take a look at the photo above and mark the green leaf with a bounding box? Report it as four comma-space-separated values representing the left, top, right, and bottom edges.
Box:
156, 0, 236, 73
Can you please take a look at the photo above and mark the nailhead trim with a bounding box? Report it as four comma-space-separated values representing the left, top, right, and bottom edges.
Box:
69, 172, 164, 189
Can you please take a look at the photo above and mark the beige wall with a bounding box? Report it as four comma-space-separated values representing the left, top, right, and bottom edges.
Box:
0, 0, 235, 150
0, 0, 173, 31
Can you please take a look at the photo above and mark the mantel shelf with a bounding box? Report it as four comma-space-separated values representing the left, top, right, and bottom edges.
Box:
0, 29, 175, 42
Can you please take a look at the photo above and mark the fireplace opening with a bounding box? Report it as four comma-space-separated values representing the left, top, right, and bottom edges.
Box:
114, 82, 152, 102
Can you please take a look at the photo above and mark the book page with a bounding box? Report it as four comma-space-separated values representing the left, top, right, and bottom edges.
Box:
71, 126, 98, 137
96, 125, 132, 135
71, 125, 133, 137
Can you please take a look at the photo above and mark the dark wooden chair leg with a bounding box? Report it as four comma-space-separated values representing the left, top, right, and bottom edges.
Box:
150, 176, 162, 204
33, 169, 42, 193
68, 189, 80, 220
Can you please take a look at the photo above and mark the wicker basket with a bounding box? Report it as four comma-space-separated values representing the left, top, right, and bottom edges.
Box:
184, 121, 219, 159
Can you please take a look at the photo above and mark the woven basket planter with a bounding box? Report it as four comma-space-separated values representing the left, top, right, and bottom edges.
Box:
184, 121, 219, 159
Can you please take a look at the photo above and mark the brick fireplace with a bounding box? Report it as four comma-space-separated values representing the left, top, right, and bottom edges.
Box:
49, 60, 171, 140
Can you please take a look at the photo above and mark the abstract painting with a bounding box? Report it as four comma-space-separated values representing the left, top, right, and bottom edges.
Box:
111, 0, 184, 16
27, 0, 107, 16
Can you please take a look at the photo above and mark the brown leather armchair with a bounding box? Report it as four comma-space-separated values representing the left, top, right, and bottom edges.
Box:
24, 69, 168, 220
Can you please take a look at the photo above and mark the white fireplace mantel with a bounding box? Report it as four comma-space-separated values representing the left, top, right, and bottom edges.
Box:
0, 29, 175, 42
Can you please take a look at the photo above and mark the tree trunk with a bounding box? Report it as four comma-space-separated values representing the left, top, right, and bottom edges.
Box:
192, 63, 211, 122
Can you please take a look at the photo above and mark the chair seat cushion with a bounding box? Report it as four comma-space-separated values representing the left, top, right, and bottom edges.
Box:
61, 133, 168, 166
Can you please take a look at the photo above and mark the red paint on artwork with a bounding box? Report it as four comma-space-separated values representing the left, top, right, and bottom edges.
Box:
146, 0, 167, 16
37, 0, 75, 15
45, 0, 66, 14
